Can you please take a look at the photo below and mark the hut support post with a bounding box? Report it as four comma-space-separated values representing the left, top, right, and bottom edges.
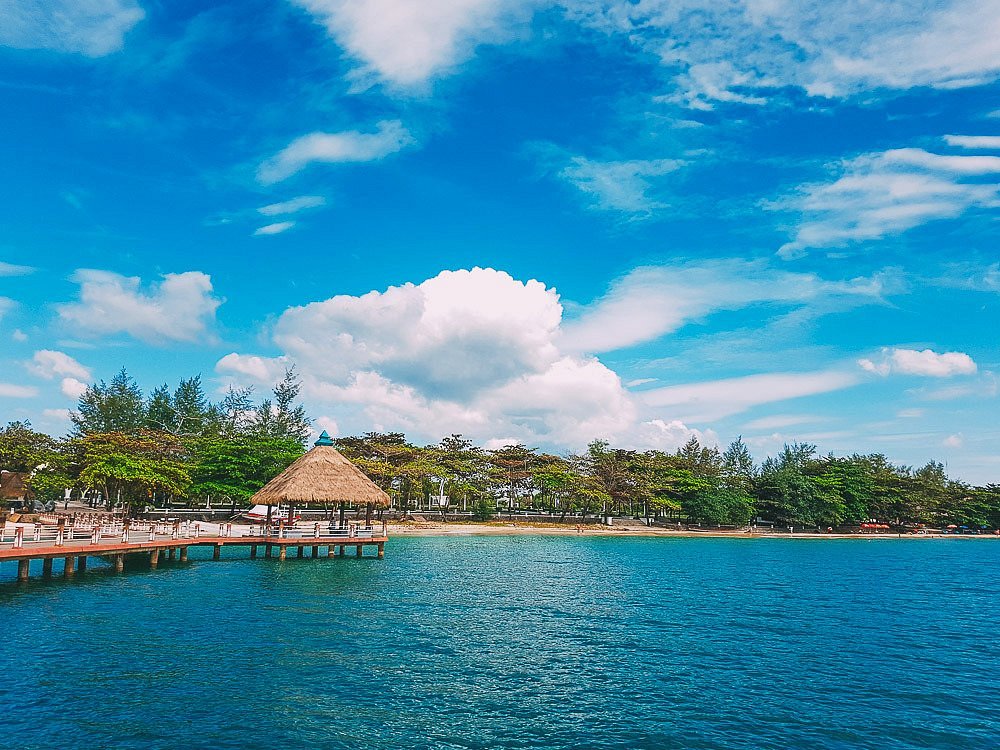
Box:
365, 503, 372, 527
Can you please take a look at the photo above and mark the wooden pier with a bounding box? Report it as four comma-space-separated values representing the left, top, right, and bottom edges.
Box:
0, 520, 388, 582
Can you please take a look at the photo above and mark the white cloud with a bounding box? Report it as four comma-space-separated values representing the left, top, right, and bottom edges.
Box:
943, 433, 964, 448
561, 259, 890, 353
60, 378, 89, 399
57, 269, 222, 344
859, 348, 977, 378
944, 135, 1000, 149
216, 353, 290, 384
897, 408, 925, 418
42, 408, 71, 421
257, 120, 414, 184
778, 147, 1000, 257
0, 0, 143, 57
219, 266, 875, 448
0, 261, 34, 276
11, 329, 28, 342
315, 416, 340, 437
254, 221, 295, 236
258, 196, 326, 216
570, 0, 1000, 107
27, 350, 91, 381
0, 382, 37, 398
557, 156, 685, 214
0, 297, 14, 322
640, 370, 859, 421
293, 0, 526, 88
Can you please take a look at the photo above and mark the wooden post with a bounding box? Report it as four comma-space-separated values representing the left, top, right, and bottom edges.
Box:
356, 544, 363, 558
17, 559, 29, 581
327, 545, 334, 558
42, 558, 53, 577
78, 555, 87, 572
311, 546, 318, 558
338, 501, 346, 530
377, 542, 384, 559
168, 547, 176, 560
250, 545, 258, 559
114, 554, 124, 573
297, 546, 304, 558
365, 502, 372, 526
180, 547, 188, 562
150, 549, 159, 568
213, 545, 221, 560
278, 546, 287, 561
265, 544, 272, 559
338, 544, 345, 557
64, 556, 76, 577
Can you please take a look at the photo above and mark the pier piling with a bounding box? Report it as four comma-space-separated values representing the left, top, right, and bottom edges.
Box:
150, 549, 159, 568
78, 556, 87, 572
213, 545, 221, 561
180, 547, 188, 563
113, 554, 124, 573
64, 556, 76, 577
42, 558, 53, 577
18, 559, 29, 581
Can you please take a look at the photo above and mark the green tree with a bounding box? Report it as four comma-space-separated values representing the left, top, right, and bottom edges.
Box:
77, 431, 190, 513
72, 368, 146, 435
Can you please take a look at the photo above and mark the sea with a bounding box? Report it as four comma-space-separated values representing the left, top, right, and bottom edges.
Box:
1, 536, 997, 749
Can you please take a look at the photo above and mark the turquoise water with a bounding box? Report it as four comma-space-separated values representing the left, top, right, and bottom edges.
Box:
2, 536, 998, 749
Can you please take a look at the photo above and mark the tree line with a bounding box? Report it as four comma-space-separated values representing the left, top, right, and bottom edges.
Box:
1, 368, 998, 529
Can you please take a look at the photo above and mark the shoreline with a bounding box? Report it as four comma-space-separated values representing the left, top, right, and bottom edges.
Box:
385, 521, 999, 540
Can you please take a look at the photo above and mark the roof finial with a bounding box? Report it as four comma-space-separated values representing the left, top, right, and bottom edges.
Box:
314, 430, 334, 447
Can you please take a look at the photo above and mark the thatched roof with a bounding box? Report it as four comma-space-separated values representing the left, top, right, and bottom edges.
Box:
251, 433, 390, 507
1, 470, 32, 500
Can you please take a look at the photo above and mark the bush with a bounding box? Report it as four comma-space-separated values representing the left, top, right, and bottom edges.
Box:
471, 499, 495, 522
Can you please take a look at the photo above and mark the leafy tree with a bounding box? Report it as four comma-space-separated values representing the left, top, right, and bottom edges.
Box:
188, 435, 302, 502
77, 431, 190, 512
72, 368, 146, 435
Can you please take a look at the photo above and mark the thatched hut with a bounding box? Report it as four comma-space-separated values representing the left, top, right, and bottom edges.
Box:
1, 470, 32, 503
251, 432, 390, 526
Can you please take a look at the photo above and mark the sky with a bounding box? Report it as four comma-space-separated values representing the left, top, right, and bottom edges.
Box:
0, 0, 998, 482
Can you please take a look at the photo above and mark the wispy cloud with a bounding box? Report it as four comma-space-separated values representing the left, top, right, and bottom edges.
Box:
777, 145, 1000, 257
254, 221, 295, 236
0, 261, 34, 276
944, 135, 1000, 149
258, 196, 326, 216
0, 382, 37, 398
571, 0, 1000, 107
0, 0, 144, 57
640, 370, 859, 421
557, 156, 686, 215
561, 259, 892, 353
257, 120, 415, 183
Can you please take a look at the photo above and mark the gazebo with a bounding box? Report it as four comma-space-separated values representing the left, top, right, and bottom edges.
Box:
251, 431, 390, 531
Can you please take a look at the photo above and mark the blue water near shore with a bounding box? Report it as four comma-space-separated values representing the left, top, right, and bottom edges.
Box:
2, 536, 998, 749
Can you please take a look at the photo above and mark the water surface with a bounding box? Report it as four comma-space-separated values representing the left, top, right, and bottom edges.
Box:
2, 536, 997, 749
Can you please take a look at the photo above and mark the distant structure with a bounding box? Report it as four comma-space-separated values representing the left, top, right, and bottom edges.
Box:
1, 470, 32, 506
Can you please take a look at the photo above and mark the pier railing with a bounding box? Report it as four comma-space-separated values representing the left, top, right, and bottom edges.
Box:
0, 519, 388, 550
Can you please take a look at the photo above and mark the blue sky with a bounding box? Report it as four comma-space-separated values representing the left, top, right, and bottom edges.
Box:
1, 0, 998, 481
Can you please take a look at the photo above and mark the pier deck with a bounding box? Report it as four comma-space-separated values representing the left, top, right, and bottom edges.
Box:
0, 521, 388, 581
